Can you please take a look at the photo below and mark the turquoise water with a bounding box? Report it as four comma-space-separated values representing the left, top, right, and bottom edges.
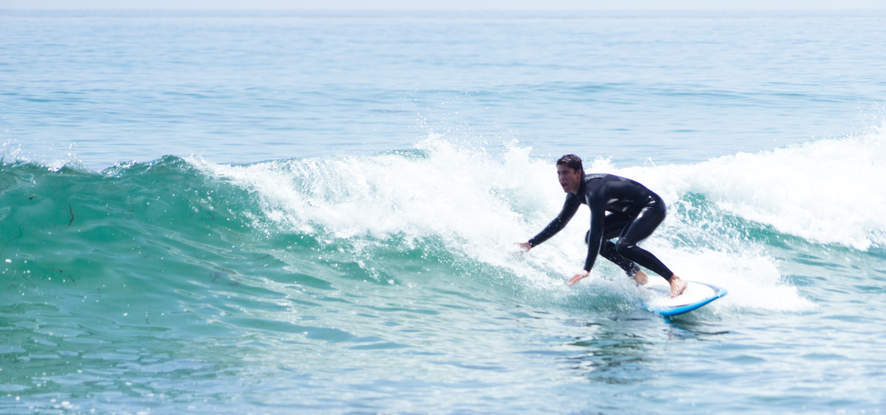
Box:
2, 10, 886, 414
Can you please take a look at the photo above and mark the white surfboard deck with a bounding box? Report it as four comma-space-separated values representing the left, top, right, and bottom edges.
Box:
641, 278, 727, 317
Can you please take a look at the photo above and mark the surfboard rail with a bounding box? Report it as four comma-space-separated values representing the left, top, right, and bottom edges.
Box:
642, 281, 728, 317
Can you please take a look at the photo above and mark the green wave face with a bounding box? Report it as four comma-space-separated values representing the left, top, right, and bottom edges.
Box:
1, 144, 880, 412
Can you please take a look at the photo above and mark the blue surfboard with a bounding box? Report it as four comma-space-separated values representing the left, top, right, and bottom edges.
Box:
641, 281, 727, 317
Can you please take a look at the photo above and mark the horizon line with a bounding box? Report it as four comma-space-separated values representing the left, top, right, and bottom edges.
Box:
2, 7, 883, 11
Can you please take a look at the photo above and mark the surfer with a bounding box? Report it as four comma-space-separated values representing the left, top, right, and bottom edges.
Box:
517, 154, 687, 297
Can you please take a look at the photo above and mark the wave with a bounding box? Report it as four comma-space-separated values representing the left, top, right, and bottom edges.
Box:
7, 127, 877, 316
191, 133, 849, 313
630, 123, 886, 251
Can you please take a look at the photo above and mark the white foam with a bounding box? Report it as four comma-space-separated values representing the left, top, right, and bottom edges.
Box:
192, 131, 855, 312
651, 245, 815, 312
631, 123, 886, 250
1, 140, 80, 172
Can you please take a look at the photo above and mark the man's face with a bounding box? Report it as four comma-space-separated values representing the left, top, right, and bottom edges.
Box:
557, 164, 583, 194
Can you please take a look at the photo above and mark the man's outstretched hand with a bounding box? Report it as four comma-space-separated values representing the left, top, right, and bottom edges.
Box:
568, 270, 590, 286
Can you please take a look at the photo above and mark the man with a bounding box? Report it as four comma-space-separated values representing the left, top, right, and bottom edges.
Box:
517, 154, 687, 297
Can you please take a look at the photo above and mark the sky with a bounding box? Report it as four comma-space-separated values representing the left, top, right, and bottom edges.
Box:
1, 0, 884, 10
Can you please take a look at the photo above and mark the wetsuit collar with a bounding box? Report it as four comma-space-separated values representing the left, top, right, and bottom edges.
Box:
572, 173, 587, 196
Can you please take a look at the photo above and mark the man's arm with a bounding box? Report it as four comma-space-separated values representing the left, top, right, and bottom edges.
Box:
526, 194, 581, 248
582, 195, 606, 272
567, 192, 606, 286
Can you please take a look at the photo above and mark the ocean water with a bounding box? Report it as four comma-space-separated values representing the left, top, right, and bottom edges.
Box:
2, 9, 886, 414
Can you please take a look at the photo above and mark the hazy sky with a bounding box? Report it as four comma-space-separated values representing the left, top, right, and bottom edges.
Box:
1, 0, 884, 10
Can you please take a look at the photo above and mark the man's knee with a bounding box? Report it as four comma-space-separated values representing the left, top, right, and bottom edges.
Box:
614, 240, 635, 256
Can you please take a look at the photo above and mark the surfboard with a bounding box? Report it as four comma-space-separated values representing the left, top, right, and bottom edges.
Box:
641, 280, 727, 317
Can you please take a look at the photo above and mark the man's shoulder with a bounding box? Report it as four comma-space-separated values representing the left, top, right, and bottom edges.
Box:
580, 173, 612, 200
583, 173, 635, 199
583, 173, 611, 181
583, 173, 620, 186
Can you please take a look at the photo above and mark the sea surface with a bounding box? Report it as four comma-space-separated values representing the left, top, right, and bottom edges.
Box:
2, 9, 886, 414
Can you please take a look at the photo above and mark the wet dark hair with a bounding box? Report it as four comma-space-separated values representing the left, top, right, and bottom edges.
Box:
556, 154, 584, 172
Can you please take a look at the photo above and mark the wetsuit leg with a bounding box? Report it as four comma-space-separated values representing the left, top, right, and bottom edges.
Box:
600, 241, 641, 277
586, 213, 640, 277
614, 198, 674, 280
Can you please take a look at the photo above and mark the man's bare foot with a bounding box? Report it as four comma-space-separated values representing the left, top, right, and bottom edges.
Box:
633, 270, 648, 286
669, 275, 687, 298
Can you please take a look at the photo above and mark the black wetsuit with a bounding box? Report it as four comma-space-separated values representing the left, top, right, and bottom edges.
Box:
528, 174, 674, 280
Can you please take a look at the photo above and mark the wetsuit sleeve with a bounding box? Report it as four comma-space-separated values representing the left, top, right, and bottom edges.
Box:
528, 194, 581, 247
583, 192, 606, 272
